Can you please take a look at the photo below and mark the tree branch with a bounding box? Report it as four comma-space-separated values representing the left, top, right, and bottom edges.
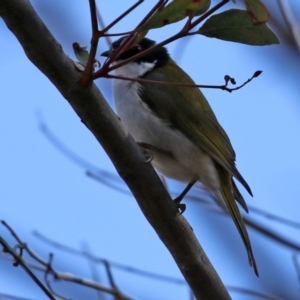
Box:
0, 237, 55, 300
0, 1, 231, 299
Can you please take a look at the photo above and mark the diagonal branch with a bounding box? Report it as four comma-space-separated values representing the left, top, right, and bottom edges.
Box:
0, 236, 55, 300
0, 232, 134, 300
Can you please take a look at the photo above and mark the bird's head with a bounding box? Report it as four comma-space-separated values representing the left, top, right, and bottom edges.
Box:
101, 37, 170, 76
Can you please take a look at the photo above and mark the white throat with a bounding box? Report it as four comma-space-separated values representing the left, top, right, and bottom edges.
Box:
113, 60, 157, 78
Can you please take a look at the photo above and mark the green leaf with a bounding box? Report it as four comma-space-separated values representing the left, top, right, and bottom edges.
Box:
198, 9, 280, 46
244, 0, 269, 24
73, 42, 89, 65
140, 0, 211, 31
133, 31, 149, 45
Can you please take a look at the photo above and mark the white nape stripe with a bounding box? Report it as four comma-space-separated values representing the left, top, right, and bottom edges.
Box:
113, 61, 157, 78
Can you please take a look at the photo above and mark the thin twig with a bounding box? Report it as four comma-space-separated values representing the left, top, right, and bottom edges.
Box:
82, 0, 145, 84
135, 0, 168, 29
102, 71, 261, 93
101, 1, 167, 70
96, 7, 112, 47
81, 0, 99, 85
189, 0, 230, 29
95, 0, 230, 77
33, 231, 186, 285
2, 221, 48, 267
44, 254, 69, 300
0, 293, 37, 300
0, 237, 55, 300
0, 249, 134, 299
96, 0, 168, 77
248, 206, 300, 230
243, 215, 300, 252
86, 171, 131, 195
37, 116, 120, 180
102, 30, 135, 37
292, 254, 300, 294
0, 246, 288, 300
96, 0, 144, 35
228, 286, 282, 300
103, 260, 120, 293
1, 222, 133, 300
81, 243, 105, 300
55, 273, 134, 300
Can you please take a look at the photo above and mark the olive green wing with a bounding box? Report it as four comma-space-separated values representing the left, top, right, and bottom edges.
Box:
140, 59, 252, 196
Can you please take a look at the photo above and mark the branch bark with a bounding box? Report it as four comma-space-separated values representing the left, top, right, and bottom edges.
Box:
0, 1, 231, 299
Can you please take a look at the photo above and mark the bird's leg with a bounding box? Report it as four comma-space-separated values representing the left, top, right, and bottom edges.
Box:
174, 180, 196, 215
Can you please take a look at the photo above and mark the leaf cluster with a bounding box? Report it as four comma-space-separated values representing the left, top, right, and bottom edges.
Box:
79, 0, 279, 84
139, 0, 279, 46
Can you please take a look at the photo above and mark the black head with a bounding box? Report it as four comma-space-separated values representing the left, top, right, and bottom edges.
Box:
101, 37, 170, 68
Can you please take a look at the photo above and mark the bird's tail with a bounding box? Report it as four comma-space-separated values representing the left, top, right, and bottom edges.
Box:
215, 165, 259, 276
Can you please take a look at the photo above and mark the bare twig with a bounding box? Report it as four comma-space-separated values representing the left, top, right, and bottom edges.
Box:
292, 254, 300, 293
99, 0, 167, 74
2, 221, 47, 267
86, 170, 131, 195
135, 0, 168, 29
102, 70, 262, 93
37, 116, 122, 179
80, 0, 99, 84
94, 0, 230, 77
96, 8, 112, 47
0, 244, 283, 300
33, 230, 186, 285
44, 254, 69, 300
0, 293, 38, 300
189, 0, 230, 29
81, 243, 105, 300
228, 286, 282, 300
55, 273, 134, 300
83, 0, 145, 84
0, 236, 55, 300
0, 222, 134, 300
103, 260, 120, 294
0, 251, 133, 299
96, 0, 144, 35
249, 206, 300, 230
0, 244, 289, 300
243, 215, 300, 252
0, 251, 47, 272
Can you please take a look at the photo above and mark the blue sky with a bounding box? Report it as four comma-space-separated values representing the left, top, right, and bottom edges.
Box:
1, 1, 300, 299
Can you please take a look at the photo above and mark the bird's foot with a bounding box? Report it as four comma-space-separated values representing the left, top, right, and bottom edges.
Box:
173, 180, 197, 216
173, 197, 186, 215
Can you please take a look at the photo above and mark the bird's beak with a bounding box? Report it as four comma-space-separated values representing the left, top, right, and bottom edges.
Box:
100, 50, 110, 57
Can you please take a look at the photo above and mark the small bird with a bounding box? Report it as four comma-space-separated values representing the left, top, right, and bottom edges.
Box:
101, 37, 258, 276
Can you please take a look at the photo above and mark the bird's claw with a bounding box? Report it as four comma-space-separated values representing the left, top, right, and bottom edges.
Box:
176, 203, 186, 216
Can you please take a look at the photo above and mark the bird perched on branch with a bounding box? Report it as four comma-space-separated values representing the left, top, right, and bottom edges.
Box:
101, 37, 258, 276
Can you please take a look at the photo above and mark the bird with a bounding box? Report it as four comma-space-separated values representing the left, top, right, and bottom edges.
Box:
101, 37, 258, 276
